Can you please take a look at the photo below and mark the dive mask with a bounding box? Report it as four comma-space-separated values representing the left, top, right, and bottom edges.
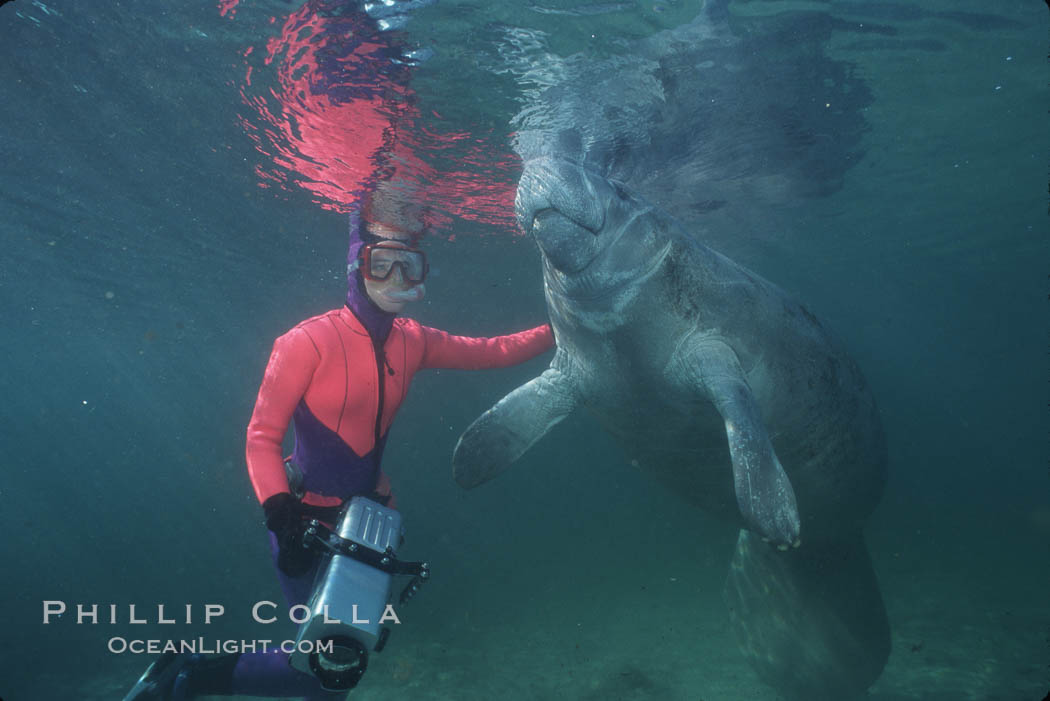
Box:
359, 241, 428, 284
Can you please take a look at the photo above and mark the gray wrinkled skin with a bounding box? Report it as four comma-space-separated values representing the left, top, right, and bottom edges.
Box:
515, 157, 885, 539
453, 157, 890, 700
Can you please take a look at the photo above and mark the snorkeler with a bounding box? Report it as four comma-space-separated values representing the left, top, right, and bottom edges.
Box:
122, 188, 553, 700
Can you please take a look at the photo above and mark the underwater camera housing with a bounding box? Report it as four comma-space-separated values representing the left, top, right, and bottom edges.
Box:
289, 496, 429, 691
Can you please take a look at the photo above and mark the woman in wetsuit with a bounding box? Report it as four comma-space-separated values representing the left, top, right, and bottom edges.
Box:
124, 197, 554, 700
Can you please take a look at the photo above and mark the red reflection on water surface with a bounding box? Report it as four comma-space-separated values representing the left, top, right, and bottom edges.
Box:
221, 0, 519, 235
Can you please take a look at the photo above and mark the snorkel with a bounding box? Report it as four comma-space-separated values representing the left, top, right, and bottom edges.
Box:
372, 282, 426, 304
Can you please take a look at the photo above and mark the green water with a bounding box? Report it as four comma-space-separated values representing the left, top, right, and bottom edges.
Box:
0, 1, 1046, 699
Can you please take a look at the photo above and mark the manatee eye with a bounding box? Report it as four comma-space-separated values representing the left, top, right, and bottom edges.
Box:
611, 181, 629, 200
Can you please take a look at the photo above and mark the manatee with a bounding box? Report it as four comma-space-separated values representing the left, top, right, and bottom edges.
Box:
453, 157, 890, 700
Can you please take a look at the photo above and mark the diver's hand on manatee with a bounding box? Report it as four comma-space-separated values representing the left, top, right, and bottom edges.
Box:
452, 410, 515, 489
738, 456, 801, 549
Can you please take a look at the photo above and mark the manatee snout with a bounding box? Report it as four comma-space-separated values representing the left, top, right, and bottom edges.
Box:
516, 157, 613, 273
516, 157, 606, 236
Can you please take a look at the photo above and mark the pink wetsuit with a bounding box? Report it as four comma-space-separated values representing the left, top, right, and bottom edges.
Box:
246, 306, 554, 509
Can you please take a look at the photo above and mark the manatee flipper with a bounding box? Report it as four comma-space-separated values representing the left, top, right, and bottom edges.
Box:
453, 364, 578, 489
724, 529, 891, 701
672, 337, 800, 546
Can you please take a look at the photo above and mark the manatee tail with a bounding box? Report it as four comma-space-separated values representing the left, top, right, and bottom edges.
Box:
723, 529, 890, 701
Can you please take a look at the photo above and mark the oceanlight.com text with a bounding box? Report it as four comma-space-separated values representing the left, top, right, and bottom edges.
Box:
107, 638, 334, 655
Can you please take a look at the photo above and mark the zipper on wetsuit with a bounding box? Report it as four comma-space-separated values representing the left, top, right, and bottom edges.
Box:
372, 338, 386, 450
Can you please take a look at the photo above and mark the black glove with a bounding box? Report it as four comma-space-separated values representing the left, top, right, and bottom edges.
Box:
263, 493, 316, 578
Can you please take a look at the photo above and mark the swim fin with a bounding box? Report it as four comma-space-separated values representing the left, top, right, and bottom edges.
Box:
122, 651, 194, 701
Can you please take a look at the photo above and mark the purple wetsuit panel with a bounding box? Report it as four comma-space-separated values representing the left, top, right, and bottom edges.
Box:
229, 535, 342, 700
290, 400, 388, 498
